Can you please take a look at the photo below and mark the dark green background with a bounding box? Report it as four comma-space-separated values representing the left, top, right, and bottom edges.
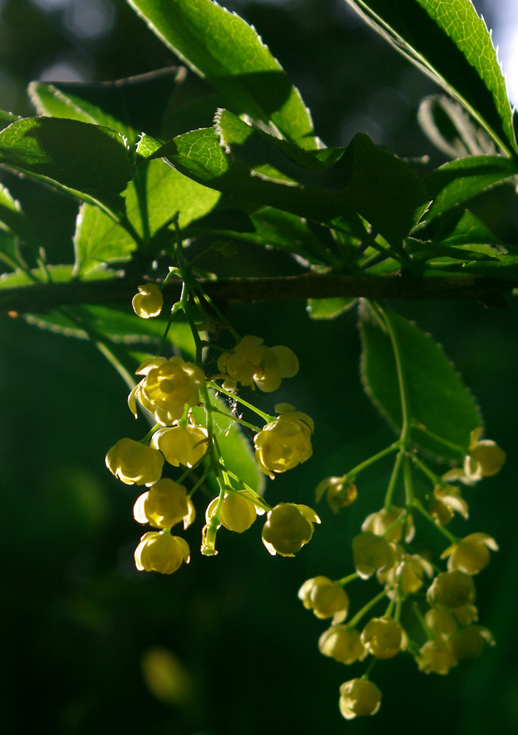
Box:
1, 1, 517, 733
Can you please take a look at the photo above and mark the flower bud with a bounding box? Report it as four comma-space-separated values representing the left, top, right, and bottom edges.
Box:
361, 616, 407, 659
132, 283, 163, 319
151, 424, 208, 468
339, 679, 382, 719
134, 531, 190, 574
133, 478, 195, 529
316, 477, 357, 513
262, 503, 320, 557
298, 577, 349, 620
105, 437, 164, 486
319, 626, 366, 664
205, 490, 258, 533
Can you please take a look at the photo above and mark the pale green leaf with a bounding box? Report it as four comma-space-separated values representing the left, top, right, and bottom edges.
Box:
359, 301, 481, 460
0, 117, 134, 215
307, 298, 357, 319
424, 155, 518, 220
126, 0, 319, 150
344, 0, 517, 154
73, 203, 137, 277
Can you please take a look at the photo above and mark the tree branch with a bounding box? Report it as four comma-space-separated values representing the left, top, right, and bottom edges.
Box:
1, 272, 514, 315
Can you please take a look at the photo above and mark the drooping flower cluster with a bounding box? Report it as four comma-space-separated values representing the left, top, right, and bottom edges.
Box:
305, 428, 504, 720
107, 280, 316, 574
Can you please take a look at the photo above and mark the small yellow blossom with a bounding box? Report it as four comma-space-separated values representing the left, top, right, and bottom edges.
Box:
416, 640, 458, 675
319, 626, 366, 664
427, 570, 476, 608
205, 490, 259, 533
339, 679, 382, 719
254, 411, 313, 478
464, 428, 506, 481
134, 531, 190, 574
361, 616, 407, 659
430, 484, 469, 526
262, 503, 320, 557
105, 437, 164, 486
298, 576, 349, 620
132, 283, 163, 319
352, 532, 396, 579
449, 625, 495, 660
441, 533, 498, 575
217, 335, 299, 392
378, 549, 433, 597
133, 478, 195, 530
151, 423, 208, 468
425, 606, 459, 638
362, 506, 414, 543
129, 356, 205, 426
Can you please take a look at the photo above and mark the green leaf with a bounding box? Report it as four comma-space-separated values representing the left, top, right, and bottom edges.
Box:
126, 0, 319, 150
155, 111, 427, 244
344, 0, 517, 155
192, 401, 265, 494
0, 117, 134, 215
73, 204, 137, 277
423, 155, 518, 220
125, 158, 220, 242
359, 301, 481, 460
437, 210, 505, 250
425, 254, 518, 282
29, 68, 184, 143
23, 304, 196, 356
307, 298, 357, 319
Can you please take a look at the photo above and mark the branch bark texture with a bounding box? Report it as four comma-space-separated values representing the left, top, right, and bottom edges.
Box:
0, 273, 514, 315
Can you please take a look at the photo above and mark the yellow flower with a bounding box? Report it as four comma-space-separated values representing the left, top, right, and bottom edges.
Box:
378, 549, 433, 597
449, 625, 495, 660
339, 679, 382, 719
319, 626, 366, 664
298, 576, 349, 620
134, 531, 190, 574
441, 533, 498, 575
262, 503, 320, 557
430, 484, 468, 526
217, 335, 299, 392
254, 411, 313, 478
427, 570, 476, 608
352, 532, 396, 579
133, 478, 195, 529
105, 437, 164, 486
464, 428, 506, 481
416, 640, 458, 675
362, 506, 414, 543
205, 490, 259, 533
151, 424, 208, 467
361, 616, 407, 659
132, 283, 163, 319
129, 357, 205, 426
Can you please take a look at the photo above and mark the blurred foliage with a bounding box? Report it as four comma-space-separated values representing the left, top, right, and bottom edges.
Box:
1, 1, 518, 734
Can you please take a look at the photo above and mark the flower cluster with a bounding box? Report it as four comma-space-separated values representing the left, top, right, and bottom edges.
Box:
305, 428, 504, 719
106, 280, 317, 573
